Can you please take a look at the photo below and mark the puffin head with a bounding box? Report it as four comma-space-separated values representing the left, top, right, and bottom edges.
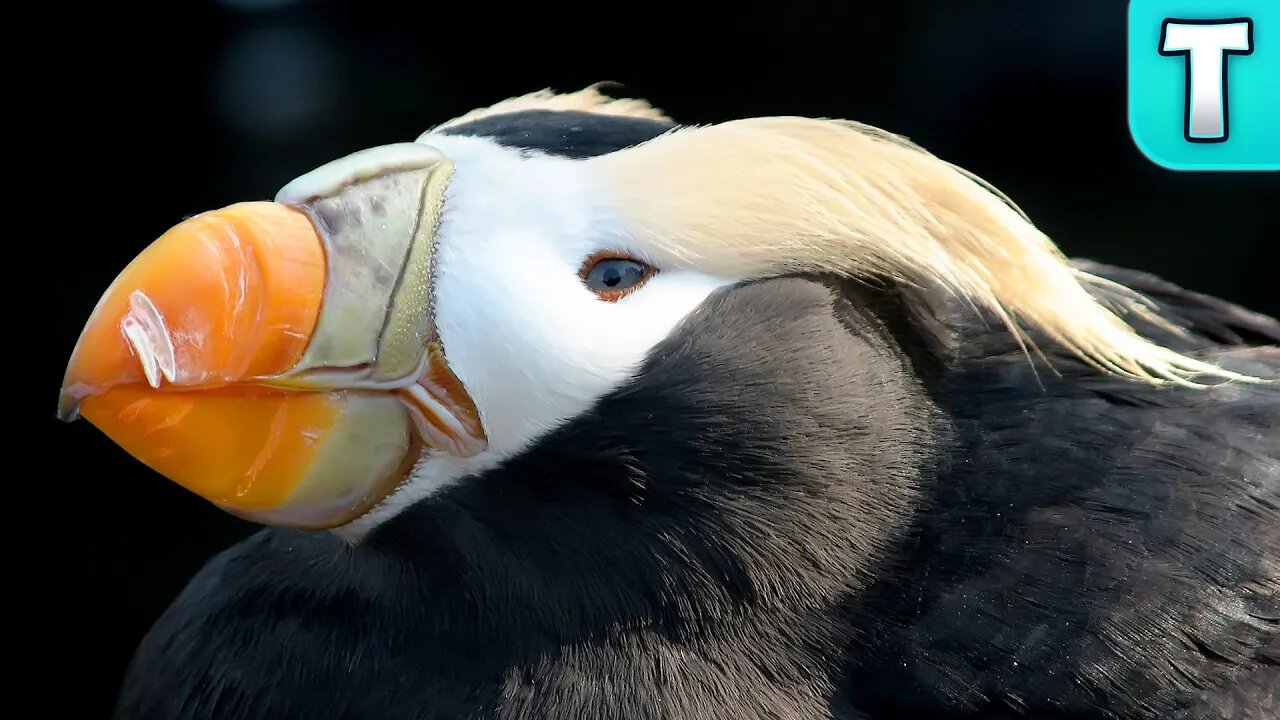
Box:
57, 85, 1249, 539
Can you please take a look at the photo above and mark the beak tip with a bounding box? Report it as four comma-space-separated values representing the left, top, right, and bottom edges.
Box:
56, 389, 82, 423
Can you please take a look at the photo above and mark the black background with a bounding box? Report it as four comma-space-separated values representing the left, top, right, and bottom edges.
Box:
40, 0, 1274, 715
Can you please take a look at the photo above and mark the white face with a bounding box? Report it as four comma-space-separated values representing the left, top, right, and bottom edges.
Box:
338, 134, 739, 538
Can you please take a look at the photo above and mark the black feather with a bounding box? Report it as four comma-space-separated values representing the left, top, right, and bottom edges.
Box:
437, 109, 675, 158
846, 263, 1279, 719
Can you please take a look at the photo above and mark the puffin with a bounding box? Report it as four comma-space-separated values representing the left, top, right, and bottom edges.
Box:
58, 85, 1278, 719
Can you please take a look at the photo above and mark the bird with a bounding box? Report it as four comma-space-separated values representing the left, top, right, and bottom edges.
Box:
58, 84, 1277, 720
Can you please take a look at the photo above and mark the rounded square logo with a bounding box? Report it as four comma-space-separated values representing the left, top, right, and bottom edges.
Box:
1129, 0, 1280, 170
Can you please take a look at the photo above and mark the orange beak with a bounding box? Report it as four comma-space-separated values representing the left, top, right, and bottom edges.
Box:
58, 144, 485, 529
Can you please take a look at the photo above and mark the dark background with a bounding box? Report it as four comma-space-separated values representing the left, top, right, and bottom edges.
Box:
41, 0, 1274, 715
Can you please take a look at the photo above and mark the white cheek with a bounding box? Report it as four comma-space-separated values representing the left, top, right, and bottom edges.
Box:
435, 228, 735, 456
436, 230, 602, 447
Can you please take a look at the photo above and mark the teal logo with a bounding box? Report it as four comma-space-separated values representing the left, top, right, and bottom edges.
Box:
1129, 0, 1279, 170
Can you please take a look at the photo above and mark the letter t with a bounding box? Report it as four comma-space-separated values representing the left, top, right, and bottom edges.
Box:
1160, 19, 1254, 142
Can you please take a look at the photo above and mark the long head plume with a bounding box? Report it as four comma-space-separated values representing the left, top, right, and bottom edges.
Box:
441, 86, 1268, 386
593, 116, 1273, 386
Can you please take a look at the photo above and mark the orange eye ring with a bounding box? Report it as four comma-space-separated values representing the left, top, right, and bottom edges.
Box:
579, 251, 658, 302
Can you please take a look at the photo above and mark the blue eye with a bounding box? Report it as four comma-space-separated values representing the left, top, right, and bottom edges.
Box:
582, 256, 656, 300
